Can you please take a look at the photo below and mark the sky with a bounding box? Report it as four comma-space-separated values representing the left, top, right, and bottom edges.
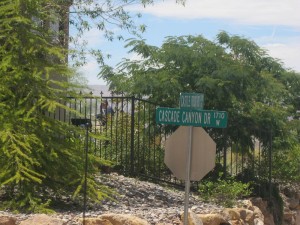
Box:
74, 0, 300, 85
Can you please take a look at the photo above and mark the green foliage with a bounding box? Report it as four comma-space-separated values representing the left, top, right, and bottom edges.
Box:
198, 174, 252, 207
273, 143, 300, 182
0, 193, 54, 214
100, 32, 300, 163
0, 0, 116, 212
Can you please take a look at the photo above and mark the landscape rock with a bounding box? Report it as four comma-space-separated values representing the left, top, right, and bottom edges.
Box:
296, 211, 300, 225
228, 219, 243, 225
250, 197, 274, 225
287, 197, 299, 210
19, 214, 66, 225
280, 183, 300, 225
222, 208, 240, 220
237, 208, 254, 225
252, 206, 264, 221
238, 200, 254, 211
264, 215, 275, 225
80, 217, 113, 225
0, 216, 16, 225
197, 213, 228, 225
99, 213, 150, 225
181, 211, 203, 225
253, 218, 264, 225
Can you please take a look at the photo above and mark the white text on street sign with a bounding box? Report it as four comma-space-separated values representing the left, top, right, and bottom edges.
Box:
180, 93, 204, 109
156, 107, 227, 128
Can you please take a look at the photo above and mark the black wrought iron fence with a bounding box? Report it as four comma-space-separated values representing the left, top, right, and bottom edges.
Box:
51, 93, 272, 190
50, 93, 178, 185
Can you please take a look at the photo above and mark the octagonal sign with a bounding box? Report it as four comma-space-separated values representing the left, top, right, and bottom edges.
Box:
164, 126, 216, 181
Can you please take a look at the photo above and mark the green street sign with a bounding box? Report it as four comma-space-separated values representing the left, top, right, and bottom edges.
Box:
156, 107, 228, 128
180, 93, 204, 109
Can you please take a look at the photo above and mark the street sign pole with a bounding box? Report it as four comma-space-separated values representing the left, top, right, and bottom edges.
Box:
184, 126, 193, 225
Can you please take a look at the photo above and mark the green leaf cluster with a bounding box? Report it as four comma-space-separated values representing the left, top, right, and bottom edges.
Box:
0, 0, 114, 212
198, 174, 252, 208
273, 143, 300, 182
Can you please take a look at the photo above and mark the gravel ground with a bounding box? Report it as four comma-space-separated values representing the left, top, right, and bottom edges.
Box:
0, 173, 224, 224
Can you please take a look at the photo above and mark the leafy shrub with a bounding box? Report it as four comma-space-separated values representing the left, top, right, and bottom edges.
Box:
272, 144, 300, 182
198, 174, 252, 207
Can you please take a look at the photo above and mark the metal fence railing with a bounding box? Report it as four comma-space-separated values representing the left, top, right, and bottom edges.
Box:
51, 92, 273, 190
56, 94, 177, 185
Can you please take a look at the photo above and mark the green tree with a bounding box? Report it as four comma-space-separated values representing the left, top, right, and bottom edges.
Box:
1, 0, 186, 212
99, 32, 300, 165
0, 0, 112, 212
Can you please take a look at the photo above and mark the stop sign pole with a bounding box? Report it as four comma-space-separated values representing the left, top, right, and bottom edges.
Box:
156, 93, 228, 225
184, 126, 193, 225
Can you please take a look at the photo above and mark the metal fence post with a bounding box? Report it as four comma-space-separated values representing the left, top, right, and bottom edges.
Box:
83, 122, 89, 225
269, 127, 272, 201
130, 96, 135, 175
223, 129, 227, 177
